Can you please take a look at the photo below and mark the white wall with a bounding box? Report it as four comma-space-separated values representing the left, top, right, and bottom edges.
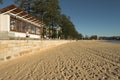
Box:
0, 14, 10, 32
9, 31, 41, 39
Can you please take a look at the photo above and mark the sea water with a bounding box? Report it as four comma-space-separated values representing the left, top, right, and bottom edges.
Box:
102, 40, 120, 44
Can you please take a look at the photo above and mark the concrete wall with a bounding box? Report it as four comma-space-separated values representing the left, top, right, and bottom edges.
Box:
0, 14, 10, 32
0, 14, 10, 39
0, 40, 70, 61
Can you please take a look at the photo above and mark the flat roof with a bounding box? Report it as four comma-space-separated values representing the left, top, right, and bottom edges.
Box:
0, 5, 42, 27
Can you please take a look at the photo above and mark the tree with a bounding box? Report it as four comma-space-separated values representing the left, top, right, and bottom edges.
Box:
14, 0, 82, 39
14, 0, 33, 13
15, 0, 61, 37
78, 33, 83, 40
15, 0, 60, 23
0, 0, 3, 4
84, 35, 89, 40
90, 35, 98, 40
59, 14, 80, 39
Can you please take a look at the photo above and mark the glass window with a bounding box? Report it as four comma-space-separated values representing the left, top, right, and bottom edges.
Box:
16, 20, 21, 31
10, 17, 41, 35
28, 25, 32, 33
31, 26, 36, 34
10, 18, 16, 31
22, 22, 27, 32
36, 27, 40, 34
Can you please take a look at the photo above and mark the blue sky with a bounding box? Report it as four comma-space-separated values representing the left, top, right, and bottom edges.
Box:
60, 0, 120, 36
0, 0, 120, 37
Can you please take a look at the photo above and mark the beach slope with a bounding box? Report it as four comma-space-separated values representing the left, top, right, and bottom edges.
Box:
0, 40, 120, 80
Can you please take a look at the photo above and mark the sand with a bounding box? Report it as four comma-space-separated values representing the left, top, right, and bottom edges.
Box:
0, 40, 120, 80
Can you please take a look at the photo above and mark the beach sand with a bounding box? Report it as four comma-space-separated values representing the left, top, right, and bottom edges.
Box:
0, 40, 120, 80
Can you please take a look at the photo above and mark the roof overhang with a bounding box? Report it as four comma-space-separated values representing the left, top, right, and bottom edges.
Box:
0, 5, 42, 27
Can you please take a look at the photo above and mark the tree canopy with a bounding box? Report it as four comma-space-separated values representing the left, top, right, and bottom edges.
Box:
14, 0, 82, 39
59, 14, 79, 39
0, 0, 2, 4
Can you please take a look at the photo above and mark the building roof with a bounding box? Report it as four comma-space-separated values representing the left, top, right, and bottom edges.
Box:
0, 5, 42, 27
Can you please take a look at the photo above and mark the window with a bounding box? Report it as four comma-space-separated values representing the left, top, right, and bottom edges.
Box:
10, 17, 41, 35
22, 22, 27, 32
16, 20, 21, 31
10, 18, 16, 31
10, 17, 22, 32
28, 25, 32, 33
31, 25, 36, 34
36, 27, 40, 35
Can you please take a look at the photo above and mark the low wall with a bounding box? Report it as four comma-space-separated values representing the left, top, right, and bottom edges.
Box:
0, 40, 70, 61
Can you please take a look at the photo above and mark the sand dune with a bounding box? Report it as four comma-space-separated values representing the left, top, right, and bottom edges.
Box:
0, 40, 120, 80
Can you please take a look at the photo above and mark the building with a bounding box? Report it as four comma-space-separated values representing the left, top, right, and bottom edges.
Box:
0, 5, 43, 39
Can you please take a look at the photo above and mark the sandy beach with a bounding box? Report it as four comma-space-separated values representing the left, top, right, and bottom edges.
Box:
0, 40, 120, 80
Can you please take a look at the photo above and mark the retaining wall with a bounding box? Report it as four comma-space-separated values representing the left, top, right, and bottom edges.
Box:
0, 40, 70, 61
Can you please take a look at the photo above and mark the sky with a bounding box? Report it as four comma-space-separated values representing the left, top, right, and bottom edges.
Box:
0, 0, 120, 37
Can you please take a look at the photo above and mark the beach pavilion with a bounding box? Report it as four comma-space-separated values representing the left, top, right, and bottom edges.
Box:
0, 5, 43, 39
